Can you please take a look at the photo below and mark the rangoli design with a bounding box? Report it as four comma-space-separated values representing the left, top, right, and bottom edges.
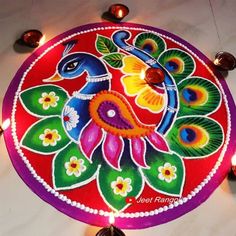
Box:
3, 23, 236, 229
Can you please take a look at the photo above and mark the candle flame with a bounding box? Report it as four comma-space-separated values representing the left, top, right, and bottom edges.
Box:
231, 154, 236, 166
39, 35, 46, 46
140, 69, 146, 80
117, 9, 123, 18
2, 118, 10, 130
109, 212, 115, 225
214, 58, 222, 66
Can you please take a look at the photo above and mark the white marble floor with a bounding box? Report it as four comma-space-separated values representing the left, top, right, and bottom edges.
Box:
0, 0, 236, 235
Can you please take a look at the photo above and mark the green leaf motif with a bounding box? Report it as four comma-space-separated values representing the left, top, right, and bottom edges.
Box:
53, 143, 99, 190
96, 35, 117, 54
98, 163, 143, 211
103, 53, 125, 68
20, 85, 69, 117
141, 150, 185, 196
21, 116, 70, 154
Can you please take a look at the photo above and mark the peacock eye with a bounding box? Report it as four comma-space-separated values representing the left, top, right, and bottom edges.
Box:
65, 61, 79, 71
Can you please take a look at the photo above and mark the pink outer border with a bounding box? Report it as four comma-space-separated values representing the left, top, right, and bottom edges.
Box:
2, 22, 236, 229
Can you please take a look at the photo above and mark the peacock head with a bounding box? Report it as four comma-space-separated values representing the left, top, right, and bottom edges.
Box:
43, 40, 108, 83
46, 52, 89, 82
57, 53, 87, 79
43, 40, 86, 82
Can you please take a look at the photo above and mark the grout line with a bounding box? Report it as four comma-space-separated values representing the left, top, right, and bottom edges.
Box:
209, 0, 223, 51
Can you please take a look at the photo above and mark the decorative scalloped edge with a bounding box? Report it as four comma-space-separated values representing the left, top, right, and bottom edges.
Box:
10, 25, 230, 219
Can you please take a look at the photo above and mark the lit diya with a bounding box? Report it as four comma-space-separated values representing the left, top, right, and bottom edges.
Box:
19, 29, 45, 48
214, 51, 236, 71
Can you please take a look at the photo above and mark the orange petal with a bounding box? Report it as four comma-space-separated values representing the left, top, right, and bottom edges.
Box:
122, 56, 147, 74
136, 87, 165, 113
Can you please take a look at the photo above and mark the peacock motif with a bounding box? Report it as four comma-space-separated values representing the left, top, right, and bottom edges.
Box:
19, 30, 223, 211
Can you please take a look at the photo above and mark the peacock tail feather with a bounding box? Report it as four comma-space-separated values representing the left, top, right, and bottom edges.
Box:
166, 116, 223, 158
158, 49, 195, 82
134, 32, 166, 59
177, 77, 221, 117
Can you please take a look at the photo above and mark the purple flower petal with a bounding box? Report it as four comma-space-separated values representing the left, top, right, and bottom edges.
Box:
79, 121, 103, 160
102, 133, 124, 170
146, 131, 169, 152
130, 137, 147, 168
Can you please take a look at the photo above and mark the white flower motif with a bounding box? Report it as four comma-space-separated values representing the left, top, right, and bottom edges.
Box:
111, 176, 132, 197
64, 156, 86, 177
38, 92, 59, 110
63, 106, 80, 131
39, 128, 61, 146
158, 162, 177, 183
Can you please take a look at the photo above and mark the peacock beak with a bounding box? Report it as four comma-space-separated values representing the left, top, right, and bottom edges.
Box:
43, 72, 64, 82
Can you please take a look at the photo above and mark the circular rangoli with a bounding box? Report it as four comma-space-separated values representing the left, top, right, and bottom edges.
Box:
3, 22, 236, 229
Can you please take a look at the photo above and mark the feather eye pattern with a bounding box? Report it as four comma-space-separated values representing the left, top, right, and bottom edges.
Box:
166, 116, 223, 158
158, 49, 195, 82
177, 77, 222, 117
134, 32, 166, 59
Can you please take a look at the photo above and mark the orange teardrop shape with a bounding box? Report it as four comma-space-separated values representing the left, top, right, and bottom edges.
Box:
89, 91, 155, 138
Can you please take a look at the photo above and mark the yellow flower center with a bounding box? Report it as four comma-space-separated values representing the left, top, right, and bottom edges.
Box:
45, 133, 53, 140
70, 162, 78, 169
164, 169, 171, 176
44, 97, 51, 102
116, 183, 124, 190
161, 167, 175, 178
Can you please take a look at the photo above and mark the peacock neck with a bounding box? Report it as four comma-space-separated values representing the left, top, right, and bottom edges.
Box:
82, 56, 111, 94
79, 78, 110, 95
